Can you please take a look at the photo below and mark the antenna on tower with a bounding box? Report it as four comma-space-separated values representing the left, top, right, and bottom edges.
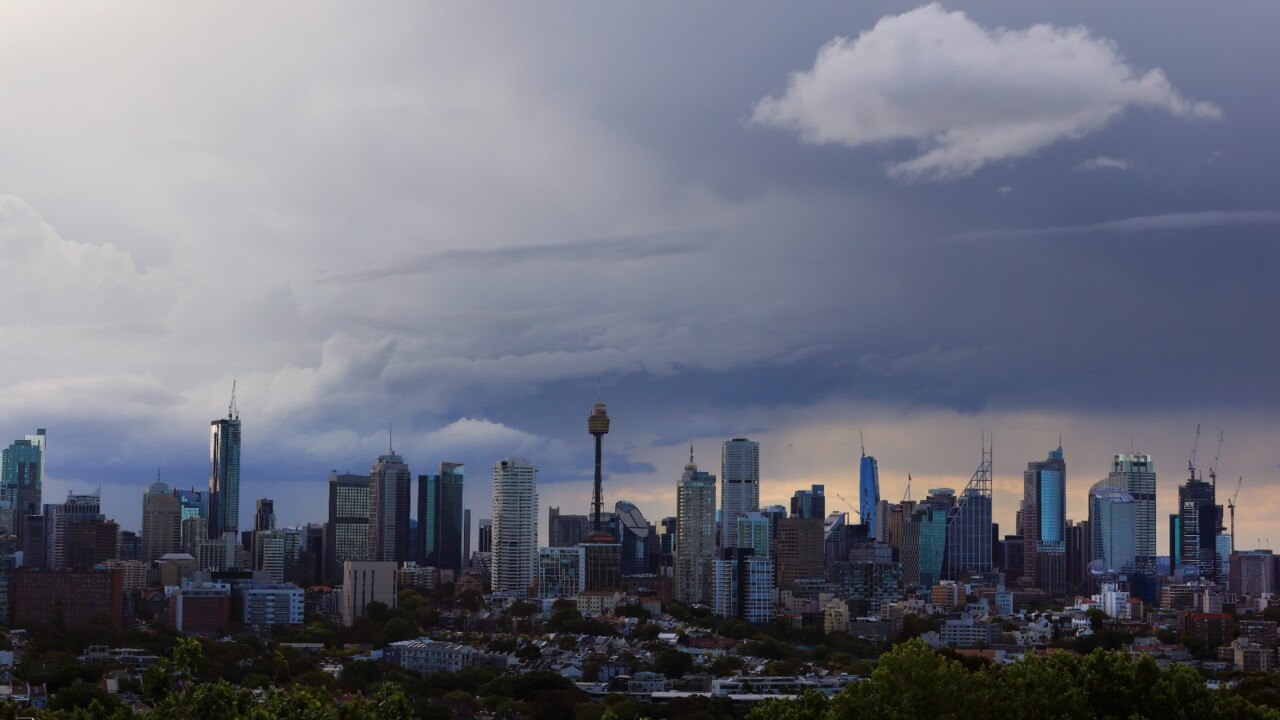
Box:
860, 430, 866, 457
228, 380, 238, 420
689, 444, 694, 465
389, 423, 394, 454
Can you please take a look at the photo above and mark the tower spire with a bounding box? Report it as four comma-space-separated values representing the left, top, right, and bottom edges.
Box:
860, 430, 865, 457
228, 379, 238, 420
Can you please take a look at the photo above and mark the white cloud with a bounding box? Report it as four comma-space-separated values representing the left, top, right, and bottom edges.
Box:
752, 4, 1221, 181
1076, 156, 1132, 171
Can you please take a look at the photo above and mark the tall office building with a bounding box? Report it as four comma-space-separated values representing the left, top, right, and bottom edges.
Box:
418, 462, 465, 573
1108, 453, 1156, 577
208, 397, 242, 538
713, 548, 773, 623
1092, 489, 1136, 574
1, 432, 44, 540
1177, 473, 1220, 582
1022, 445, 1067, 595
736, 511, 771, 558
945, 442, 993, 580
538, 546, 586, 598
720, 438, 759, 550
369, 450, 412, 563
775, 517, 824, 589
547, 507, 590, 547
616, 500, 655, 576
141, 480, 182, 564
49, 490, 108, 571
790, 485, 825, 520
254, 498, 276, 532
491, 458, 538, 595
859, 450, 880, 536
463, 508, 471, 571
477, 518, 492, 554
675, 449, 717, 604
326, 472, 369, 580
173, 488, 209, 550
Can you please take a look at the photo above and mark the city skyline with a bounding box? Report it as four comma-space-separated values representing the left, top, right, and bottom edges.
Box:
0, 3, 1275, 557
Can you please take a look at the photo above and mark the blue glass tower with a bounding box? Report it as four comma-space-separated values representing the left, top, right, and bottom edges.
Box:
859, 453, 880, 537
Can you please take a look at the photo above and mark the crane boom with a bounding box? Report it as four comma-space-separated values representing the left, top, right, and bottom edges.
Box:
1209, 430, 1224, 485
1188, 424, 1201, 478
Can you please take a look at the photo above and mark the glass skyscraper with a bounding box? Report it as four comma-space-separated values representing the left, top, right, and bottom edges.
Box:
1108, 453, 1156, 576
418, 462, 464, 573
1, 431, 44, 541
720, 438, 759, 550
370, 451, 412, 563
1022, 445, 1067, 595
859, 453, 880, 536
615, 499, 654, 576
1177, 474, 1219, 581
944, 442, 993, 580
327, 472, 369, 580
209, 414, 242, 538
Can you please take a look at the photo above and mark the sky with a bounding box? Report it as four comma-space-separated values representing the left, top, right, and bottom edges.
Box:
1, 2, 1277, 552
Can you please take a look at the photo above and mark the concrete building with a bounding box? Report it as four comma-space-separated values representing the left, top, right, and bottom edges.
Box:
719, 438, 759, 550
13, 568, 124, 629
713, 549, 773, 623
537, 546, 585, 599
142, 481, 182, 565
384, 639, 478, 675
491, 458, 538, 596
775, 517, 824, 590
675, 451, 717, 605
326, 472, 369, 581
174, 582, 231, 635
236, 584, 304, 628
341, 560, 397, 626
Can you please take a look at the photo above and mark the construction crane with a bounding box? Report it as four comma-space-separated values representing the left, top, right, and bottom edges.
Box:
833, 493, 862, 520
1208, 430, 1224, 486
1229, 476, 1243, 554
902, 474, 913, 503
1187, 424, 1201, 479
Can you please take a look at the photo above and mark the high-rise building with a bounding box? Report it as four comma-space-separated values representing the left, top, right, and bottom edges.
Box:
463, 509, 471, 571
903, 489, 952, 588
173, 488, 209, 551
616, 500, 655, 576
254, 498, 276, 532
713, 548, 773, 622
208, 399, 242, 539
1092, 489, 1136, 574
477, 519, 492, 554
1108, 453, 1156, 577
369, 450, 412, 563
327, 472, 369, 580
775, 517, 824, 590
418, 462, 464, 573
675, 449, 717, 604
736, 511, 771, 558
48, 491, 106, 571
790, 485, 825, 520
588, 403, 611, 534
491, 458, 537, 595
1178, 473, 1220, 582
944, 442, 993, 580
142, 481, 182, 565
859, 451, 880, 536
537, 546, 585, 598
341, 560, 397, 626
1, 432, 44, 541
720, 438, 759, 550
1022, 445, 1067, 595
547, 507, 590, 547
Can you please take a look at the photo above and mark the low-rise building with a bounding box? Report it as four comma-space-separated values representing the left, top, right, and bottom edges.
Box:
576, 591, 623, 617
174, 582, 232, 635
1232, 639, 1275, 673
236, 584, 304, 628
384, 639, 479, 675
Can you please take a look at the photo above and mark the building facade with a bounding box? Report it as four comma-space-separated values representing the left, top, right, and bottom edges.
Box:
719, 438, 759, 551
327, 472, 369, 580
674, 453, 716, 604
491, 458, 538, 595
537, 546, 585, 598
1022, 446, 1067, 595
418, 463, 464, 573
369, 452, 412, 563
208, 413, 242, 538
341, 560, 397, 626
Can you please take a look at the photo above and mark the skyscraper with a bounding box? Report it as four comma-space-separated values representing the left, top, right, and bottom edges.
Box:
142, 480, 181, 565
675, 449, 717, 604
477, 518, 492, 554
720, 438, 759, 550
615, 499, 655, 576
255, 498, 276, 532
208, 397, 242, 538
173, 488, 209, 551
1108, 453, 1156, 577
859, 450, 880, 536
790, 485, 825, 519
1178, 473, 1219, 581
327, 472, 369, 580
1022, 445, 1067, 595
944, 441, 993, 580
418, 462, 465, 573
491, 458, 538, 595
1092, 488, 1136, 574
547, 507, 590, 547
369, 450, 412, 563
1, 434, 43, 541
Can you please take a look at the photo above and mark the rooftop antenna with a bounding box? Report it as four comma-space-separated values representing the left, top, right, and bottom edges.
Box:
228, 380, 238, 420
389, 423, 394, 454
689, 444, 694, 465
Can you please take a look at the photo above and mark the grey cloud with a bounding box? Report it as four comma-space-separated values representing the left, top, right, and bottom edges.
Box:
945, 210, 1280, 242
1076, 156, 1132, 171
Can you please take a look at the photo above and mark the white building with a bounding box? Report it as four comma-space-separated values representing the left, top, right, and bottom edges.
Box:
384, 639, 478, 675
341, 560, 398, 626
675, 454, 716, 604
538, 546, 585, 598
713, 553, 773, 623
237, 584, 304, 627
492, 458, 538, 595
719, 439, 759, 550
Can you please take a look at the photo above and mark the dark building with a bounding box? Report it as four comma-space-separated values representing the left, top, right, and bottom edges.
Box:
775, 517, 825, 590
582, 540, 622, 591
790, 485, 825, 520
208, 406, 242, 538
20, 514, 46, 570
119, 530, 142, 562
14, 568, 125, 629
616, 500, 657, 576
326, 472, 369, 581
835, 543, 904, 614
369, 451, 412, 563
548, 507, 590, 548
417, 462, 464, 573
1184, 612, 1234, 648
1067, 519, 1091, 596
1003, 534, 1024, 581
65, 519, 119, 570
254, 498, 275, 532
1177, 475, 1220, 582
477, 519, 492, 554
1022, 446, 1067, 595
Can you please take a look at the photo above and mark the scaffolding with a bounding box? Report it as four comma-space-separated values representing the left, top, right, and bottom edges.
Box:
945, 436, 994, 580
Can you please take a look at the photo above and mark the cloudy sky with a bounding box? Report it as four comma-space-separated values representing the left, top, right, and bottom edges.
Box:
1, 3, 1276, 551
